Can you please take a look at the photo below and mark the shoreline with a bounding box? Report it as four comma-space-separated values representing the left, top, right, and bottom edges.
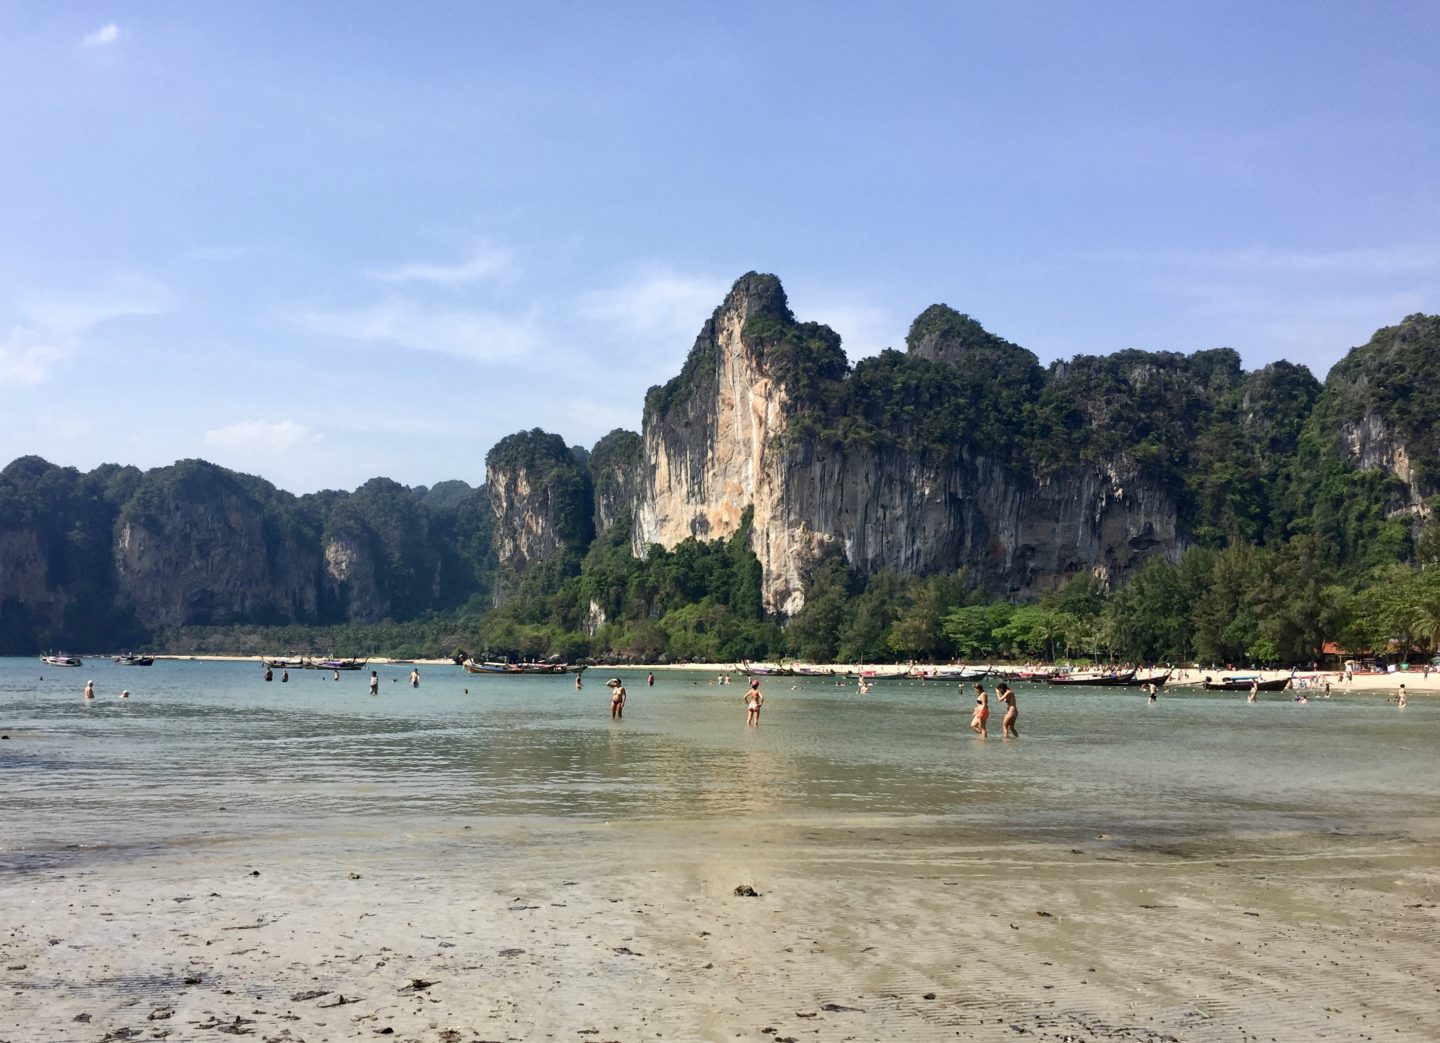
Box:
36, 654, 1438, 694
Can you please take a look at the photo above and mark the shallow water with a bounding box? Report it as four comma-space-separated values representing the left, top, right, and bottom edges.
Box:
2, 658, 1436, 871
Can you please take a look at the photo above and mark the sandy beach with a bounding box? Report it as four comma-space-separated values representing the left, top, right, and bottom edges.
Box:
3, 815, 1436, 1042
5, 657, 1438, 1042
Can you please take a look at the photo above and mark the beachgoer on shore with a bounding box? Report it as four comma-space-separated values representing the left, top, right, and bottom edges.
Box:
997, 682, 1019, 737
971, 683, 989, 737
609, 678, 627, 719
745, 679, 764, 726
369, 670, 379, 696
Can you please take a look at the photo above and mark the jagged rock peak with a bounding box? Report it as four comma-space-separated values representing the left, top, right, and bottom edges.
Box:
644, 271, 807, 422
725, 270, 793, 324
906, 305, 1014, 363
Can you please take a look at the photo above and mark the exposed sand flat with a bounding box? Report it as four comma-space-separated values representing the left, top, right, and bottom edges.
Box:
3, 817, 1435, 1043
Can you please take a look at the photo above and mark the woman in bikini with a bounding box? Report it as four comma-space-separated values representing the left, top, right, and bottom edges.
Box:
996, 682, 1019, 737
610, 680, 627, 719
744, 679, 764, 726
970, 683, 989, 737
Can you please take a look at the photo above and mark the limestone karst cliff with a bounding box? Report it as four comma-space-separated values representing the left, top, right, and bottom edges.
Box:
486, 429, 594, 592
635, 273, 1188, 614
0, 274, 1434, 653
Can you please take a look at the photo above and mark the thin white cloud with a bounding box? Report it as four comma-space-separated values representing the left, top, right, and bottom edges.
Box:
82, 23, 121, 47
303, 299, 539, 362
369, 242, 514, 285
18, 275, 171, 336
0, 275, 171, 386
203, 419, 323, 455
578, 272, 728, 347
0, 327, 66, 386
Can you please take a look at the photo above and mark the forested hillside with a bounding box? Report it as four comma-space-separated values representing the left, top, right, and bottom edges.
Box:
2, 279, 1436, 665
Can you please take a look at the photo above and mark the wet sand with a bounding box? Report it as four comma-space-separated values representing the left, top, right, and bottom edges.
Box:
3, 817, 1435, 1043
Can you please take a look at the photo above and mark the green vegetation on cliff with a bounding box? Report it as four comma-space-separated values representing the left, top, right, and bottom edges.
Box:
3, 276, 1438, 666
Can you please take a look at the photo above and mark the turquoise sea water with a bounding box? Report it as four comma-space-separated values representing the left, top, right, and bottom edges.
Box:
2, 657, 1437, 872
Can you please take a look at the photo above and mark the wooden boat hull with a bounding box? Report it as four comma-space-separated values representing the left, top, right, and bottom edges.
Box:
1046, 670, 1138, 686
114, 656, 155, 666
463, 660, 572, 675
1204, 676, 1292, 692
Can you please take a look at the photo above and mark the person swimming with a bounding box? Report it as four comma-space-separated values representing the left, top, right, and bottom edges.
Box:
83, 679, 95, 701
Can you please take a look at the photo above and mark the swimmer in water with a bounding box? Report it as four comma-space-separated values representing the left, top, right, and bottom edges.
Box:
744, 679, 763, 726
970, 683, 989, 737
575, 674, 583, 690
997, 682, 1019, 738
1247, 678, 1258, 703
409, 667, 420, 688
120, 689, 130, 700
610, 679, 627, 719
83, 679, 95, 701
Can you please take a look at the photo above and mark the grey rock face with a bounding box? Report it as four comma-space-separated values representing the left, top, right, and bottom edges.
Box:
114, 480, 319, 628
634, 274, 1181, 615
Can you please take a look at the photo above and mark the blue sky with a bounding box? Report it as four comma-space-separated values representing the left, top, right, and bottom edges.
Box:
2, 2, 1437, 493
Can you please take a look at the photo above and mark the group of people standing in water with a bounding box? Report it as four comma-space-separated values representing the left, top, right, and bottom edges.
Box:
969, 681, 1019, 738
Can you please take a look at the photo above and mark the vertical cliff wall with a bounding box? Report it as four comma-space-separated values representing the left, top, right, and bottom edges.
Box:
113, 460, 322, 628
1315, 313, 1440, 516
588, 428, 643, 535
487, 429, 594, 590
634, 273, 1183, 614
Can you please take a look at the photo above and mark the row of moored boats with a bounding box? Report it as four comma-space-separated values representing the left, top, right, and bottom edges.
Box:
41, 652, 154, 667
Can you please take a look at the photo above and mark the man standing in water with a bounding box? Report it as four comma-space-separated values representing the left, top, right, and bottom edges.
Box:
409, 667, 421, 688
369, 670, 379, 696
997, 682, 1019, 737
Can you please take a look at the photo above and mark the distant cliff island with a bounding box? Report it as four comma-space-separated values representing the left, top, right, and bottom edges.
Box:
3, 273, 1438, 665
